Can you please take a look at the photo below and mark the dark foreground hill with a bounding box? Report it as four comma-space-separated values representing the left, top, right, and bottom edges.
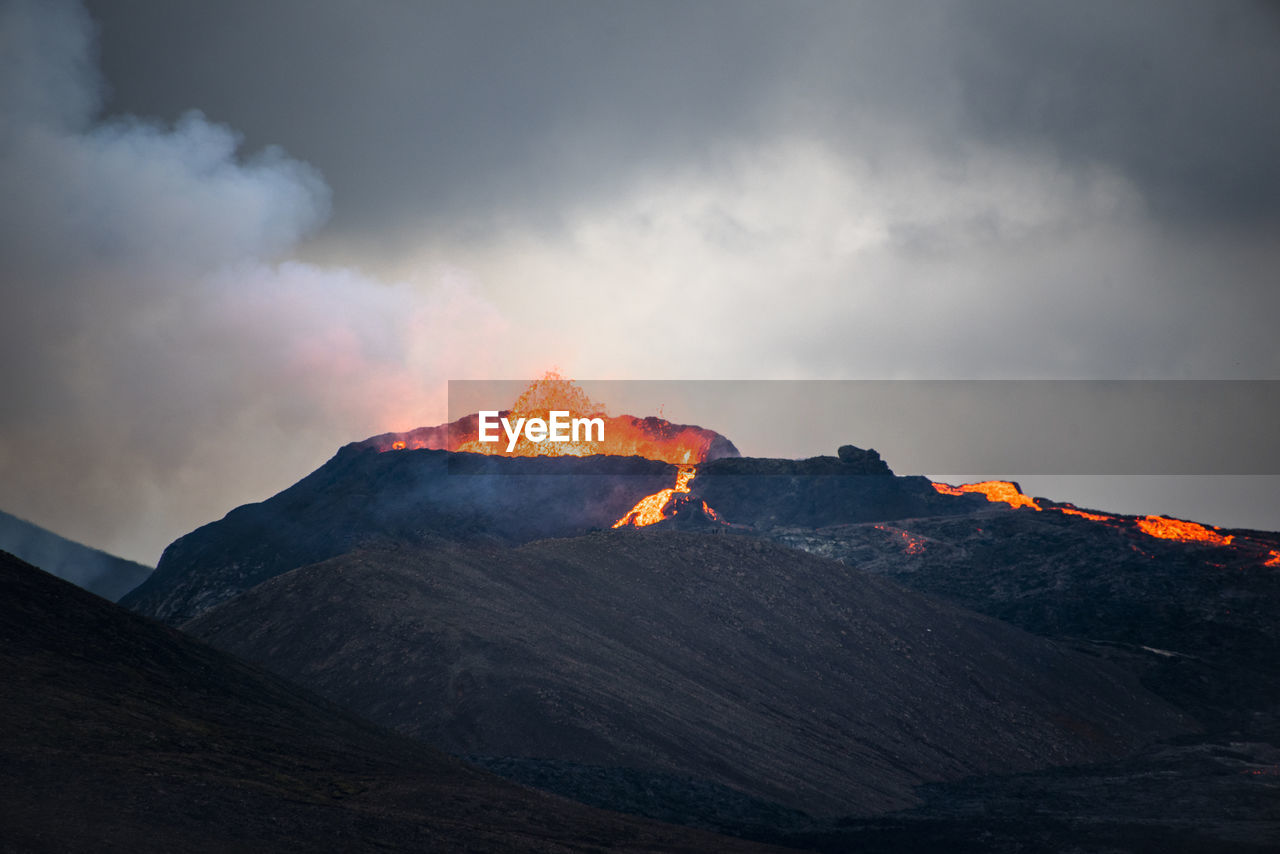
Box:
0, 550, 783, 853
825, 735, 1280, 853
184, 530, 1192, 819
0, 508, 151, 601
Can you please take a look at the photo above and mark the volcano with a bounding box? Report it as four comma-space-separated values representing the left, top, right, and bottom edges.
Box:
120, 440, 990, 624
113, 379, 1280, 849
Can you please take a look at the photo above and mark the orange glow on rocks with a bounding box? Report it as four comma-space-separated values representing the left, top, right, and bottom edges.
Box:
613, 466, 698, 528
932, 480, 1041, 511
874, 524, 927, 555
377, 373, 730, 465
1135, 515, 1234, 546
1059, 507, 1114, 522
936, 484, 1250, 555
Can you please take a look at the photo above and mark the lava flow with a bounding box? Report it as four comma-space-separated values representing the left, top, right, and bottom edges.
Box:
933, 478, 1271, 564
1135, 515, 1234, 546
613, 466, 698, 528
373, 373, 730, 528
932, 480, 1042, 510
1059, 506, 1113, 522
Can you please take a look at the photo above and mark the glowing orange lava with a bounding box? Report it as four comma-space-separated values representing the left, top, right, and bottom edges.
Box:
1135, 515, 1234, 547
613, 466, 698, 528
1055, 505, 1268, 565
1059, 507, 1114, 522
932, 480, 1041, 510
382, 372, 726, 465
874, 524, 927, 555
936, 482, 1250, 555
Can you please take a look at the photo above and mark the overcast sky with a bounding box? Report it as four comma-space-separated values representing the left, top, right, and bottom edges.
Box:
2, 0, 1278, 563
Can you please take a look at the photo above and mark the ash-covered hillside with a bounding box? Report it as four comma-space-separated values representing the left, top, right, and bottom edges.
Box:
184, 530, 1192, 818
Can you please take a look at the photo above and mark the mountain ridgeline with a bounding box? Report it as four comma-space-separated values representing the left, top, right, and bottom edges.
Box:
121, 442, 975, 625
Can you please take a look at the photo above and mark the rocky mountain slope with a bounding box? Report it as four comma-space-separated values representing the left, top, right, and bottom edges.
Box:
0, 549, 783, 853
121, 447, 676, 623
184, 530, 1192, 818
121, 446, 982, 625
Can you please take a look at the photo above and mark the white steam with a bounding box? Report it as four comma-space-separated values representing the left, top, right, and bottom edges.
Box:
0, 0, 510, 563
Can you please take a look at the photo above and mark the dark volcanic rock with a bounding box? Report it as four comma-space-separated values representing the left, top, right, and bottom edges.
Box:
692, 453, 988, 528
123, 445, 985, 625
836, 444, 890, 473
0, 550, 778, 853
820, 737, 1280, 853
185, 531, 1193, 818
771, 509, 1280, 732
122, 447, 675, 624
464, 756, 820, 841
0, 508, 151, 601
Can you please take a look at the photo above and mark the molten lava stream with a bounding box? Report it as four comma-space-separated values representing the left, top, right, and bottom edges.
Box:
614, 466, 697, 528
1135, 515, 1233, 546
932, 479, 1272, 564
932, 480, 1041, 510
1058, 506, 1115, 522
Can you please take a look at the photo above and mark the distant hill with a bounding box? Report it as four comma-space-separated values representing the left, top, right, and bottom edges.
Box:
0, 549, 782, 853
0, 509, 151, 601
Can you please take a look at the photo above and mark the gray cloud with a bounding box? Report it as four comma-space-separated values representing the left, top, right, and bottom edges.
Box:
84, 0, 1280, 247
77, 1, 1280, 377
952, 0, 1280, 224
